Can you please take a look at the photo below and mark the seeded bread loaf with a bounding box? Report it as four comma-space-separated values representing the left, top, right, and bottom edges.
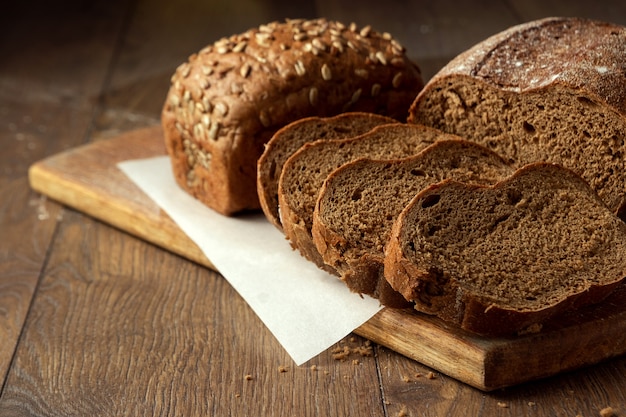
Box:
257, 112, 395, 229
162, 18, 424, 215
312, 139, 513, 306
408, 17, 626, 221
278, 123, 448, 305
384, 163, 626, 336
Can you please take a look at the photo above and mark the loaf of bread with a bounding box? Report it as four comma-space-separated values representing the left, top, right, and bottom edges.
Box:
257, 112, 395, 229
278, 123, 449, 306
162, 18, 424, 215
384, 163, 626, 336
312, 139, 513, 307
408, 17, 626, 222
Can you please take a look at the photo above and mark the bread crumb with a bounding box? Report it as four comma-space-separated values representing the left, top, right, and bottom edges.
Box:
398, 405, 409, 417
278, 365, 289, 373
244, 374, 253, 381
310, 365, 318, 371
414, 372, 422, 378
331, 341, 374, 361
324, 370, 330, 375
600, 407, 616, 417
426, 371, 436, 380
401, 375, 411, 383
497, 402, 508, 408
528, 401, 536, 406
352, 359, 360, 365
235, 393, 241, 398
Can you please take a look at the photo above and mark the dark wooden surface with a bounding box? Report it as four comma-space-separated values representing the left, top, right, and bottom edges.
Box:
2, 0, 626, 415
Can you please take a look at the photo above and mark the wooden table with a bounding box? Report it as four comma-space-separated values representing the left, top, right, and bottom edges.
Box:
2, 1, 626, 415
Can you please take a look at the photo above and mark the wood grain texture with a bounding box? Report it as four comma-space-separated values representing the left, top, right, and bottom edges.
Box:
0, 180, 60, 386
0, 212, 386, 416
0, 0, 133, 388
27, 126, 626, 392
28, 127, 214, 270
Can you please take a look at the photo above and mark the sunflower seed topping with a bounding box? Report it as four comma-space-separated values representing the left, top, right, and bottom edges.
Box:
375, 51, 388, 65
294, 60, 306, 76
351, 88, 362, 103
259, 110, 271, 127
232, 40, 247, 53
240, 63, 251, 78
308, 87, 319, 106
208, 122, 220, 140
371, 83, 381, 97
169, 94, 181, 107
392, 72, 403, 88
321, 63, 332, 81
293, 32, 308, 42
214, 102, 228, 117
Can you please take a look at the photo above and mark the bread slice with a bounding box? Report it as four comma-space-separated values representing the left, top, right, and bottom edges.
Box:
257, 112, 396, 229
408, 17, 626, 221
385, 163, 626, 336
311, 139, 513, 307
277, 124, 451, 294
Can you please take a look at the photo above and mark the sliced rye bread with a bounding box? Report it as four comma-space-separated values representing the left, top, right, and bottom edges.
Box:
257, 112, 396, 229
278, 123, 454, 307
311, 139, 514, 307
384, 163, 626, 336
408, 17, 626, 221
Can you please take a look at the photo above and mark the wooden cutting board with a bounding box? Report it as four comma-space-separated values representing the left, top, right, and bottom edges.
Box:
28, 126, 626, 391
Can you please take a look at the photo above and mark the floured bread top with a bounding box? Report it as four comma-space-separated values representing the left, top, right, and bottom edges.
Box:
439, 17, 626, 114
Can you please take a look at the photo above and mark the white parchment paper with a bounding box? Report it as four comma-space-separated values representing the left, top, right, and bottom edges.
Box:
118, 156, 383, 365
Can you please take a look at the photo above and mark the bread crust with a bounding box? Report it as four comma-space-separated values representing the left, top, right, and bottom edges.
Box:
408, 17, 626, 217
411, 17, 626, 112
163, 18, 424, 215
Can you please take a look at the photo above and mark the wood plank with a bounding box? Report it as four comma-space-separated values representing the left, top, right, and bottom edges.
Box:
0, 0, 133, 388
27, 127, 626, 391
0, 205, 386, 416
29, 127, 213, 270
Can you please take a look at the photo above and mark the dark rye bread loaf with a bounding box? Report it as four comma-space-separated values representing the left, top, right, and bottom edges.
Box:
257, 112, 395, 229
311, 139, 513, 306
278, 124, 448, 301
408, 17, 626, 221
384, 163, 626, 336
163, 18, 424, 216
